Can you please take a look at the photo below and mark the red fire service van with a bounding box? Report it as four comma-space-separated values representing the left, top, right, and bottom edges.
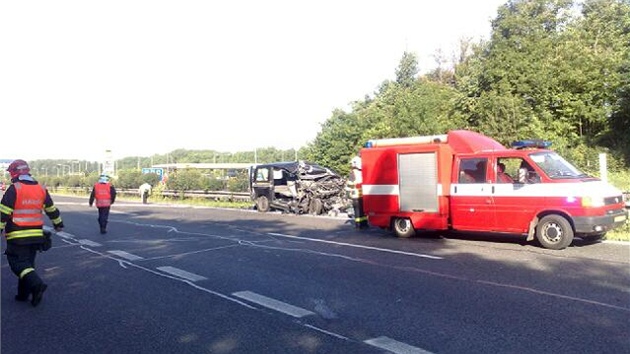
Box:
360, 130, 628, 250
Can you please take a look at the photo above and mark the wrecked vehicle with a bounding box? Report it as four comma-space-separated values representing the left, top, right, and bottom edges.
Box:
250, 160, 350, 215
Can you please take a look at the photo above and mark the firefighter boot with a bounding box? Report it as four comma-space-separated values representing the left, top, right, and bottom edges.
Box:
31, 283, 48, 307
15, 278, 29, 302
23, 272, 47, 307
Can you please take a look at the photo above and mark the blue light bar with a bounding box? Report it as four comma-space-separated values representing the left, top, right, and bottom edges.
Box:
511, 139, 552, 149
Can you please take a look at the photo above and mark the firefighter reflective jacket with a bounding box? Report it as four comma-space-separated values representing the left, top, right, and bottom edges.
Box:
94, 183, 112, 207
12, 183, 46, 227
0, 179, 64, 242
347, 168, 363, 199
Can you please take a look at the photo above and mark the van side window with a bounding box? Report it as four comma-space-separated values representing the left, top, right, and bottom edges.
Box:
518, 160, 539, 184
494, 158, 537, 184
256, 168, 269, 182
496, 160, 514, 183
458, 158, 488, 183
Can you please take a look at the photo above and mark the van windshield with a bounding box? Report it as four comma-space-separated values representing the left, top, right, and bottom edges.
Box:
529, 152, 589, 179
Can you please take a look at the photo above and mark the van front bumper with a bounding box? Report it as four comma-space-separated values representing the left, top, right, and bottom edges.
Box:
572, 208, 628, 235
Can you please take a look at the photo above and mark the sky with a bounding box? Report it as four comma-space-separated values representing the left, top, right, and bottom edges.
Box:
1, 0, 507, 162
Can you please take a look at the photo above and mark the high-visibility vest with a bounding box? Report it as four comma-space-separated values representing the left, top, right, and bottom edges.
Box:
12, 182, 46, 227
348, 169, 363, 199
94, 183, 112, 207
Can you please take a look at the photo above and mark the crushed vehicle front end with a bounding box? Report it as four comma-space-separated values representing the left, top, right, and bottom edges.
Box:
250, 161, 351, 216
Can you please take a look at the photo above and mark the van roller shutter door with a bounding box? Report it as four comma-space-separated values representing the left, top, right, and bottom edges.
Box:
398, 152, 438, 212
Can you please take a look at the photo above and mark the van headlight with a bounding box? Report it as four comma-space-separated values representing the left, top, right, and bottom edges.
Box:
582, 196, 604, 208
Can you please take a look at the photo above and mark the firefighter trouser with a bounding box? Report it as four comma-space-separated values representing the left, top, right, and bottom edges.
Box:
5, 242, 44, 297
97, 206, 111, 230
142, 191, 149, 204
352, 197, 368, 229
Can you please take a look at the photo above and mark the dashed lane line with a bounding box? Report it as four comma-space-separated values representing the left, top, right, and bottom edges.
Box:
108, 250, 144, 261
232, 291, 315, 318
78, 239, 102, 247
156, 266, 208, 282
364, 336, 434, 354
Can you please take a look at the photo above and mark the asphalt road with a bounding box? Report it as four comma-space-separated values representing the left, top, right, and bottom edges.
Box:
2, 195, 629, 354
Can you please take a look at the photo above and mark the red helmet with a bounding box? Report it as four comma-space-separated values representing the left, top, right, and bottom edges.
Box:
7, 159, 31, 179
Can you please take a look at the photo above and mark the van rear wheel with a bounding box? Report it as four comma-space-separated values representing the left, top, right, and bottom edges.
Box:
256, 196, 270, 213
536, 215, 574, 250
393, 218, 415, 238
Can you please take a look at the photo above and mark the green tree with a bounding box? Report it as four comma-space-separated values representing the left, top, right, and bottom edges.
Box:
395, 51, 419, 88
167, 169, 203, 192
116, 169, 143, 189
576, 0, 630, 162
303, 109, 365, 176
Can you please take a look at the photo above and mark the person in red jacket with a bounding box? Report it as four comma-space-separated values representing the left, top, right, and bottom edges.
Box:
89, 175, 116, 234
0, 159, 64, 307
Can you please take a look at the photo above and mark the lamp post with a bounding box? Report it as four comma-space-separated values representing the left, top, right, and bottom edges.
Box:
72, 161, 81, 175
57, 164, 70, 176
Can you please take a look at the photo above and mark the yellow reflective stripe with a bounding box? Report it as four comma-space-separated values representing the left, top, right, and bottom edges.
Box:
351, 190, 362, 198
19, 268, 35, 279
6, 229, 44, 240
0, 204, 13, 214
354, 216, 368, 223
51, 217, 63, 224
44, 205, 57, 213
0, 222, 5, 229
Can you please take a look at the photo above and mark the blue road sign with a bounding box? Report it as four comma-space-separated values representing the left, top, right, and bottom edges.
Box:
142, 168, 164, 181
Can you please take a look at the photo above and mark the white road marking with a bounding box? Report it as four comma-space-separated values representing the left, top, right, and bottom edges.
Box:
364, 336, 433, 354
232, 291, 315, 318
108, 250, 144, 261
78, 239, 102, 247
303, 324, 349, 340
56, 232, 74, 239
156, 266, 207, 282
267, 233, 443, 260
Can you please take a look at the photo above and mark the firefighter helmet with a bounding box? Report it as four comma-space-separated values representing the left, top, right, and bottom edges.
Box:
98, 175, 109, 183
7, 159, 31, 179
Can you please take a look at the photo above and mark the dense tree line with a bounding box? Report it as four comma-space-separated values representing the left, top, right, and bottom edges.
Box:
11, 0, 629, 193
304, 0, 630, 176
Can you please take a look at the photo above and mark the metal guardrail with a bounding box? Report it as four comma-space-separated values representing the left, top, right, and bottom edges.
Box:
118, 189, 251, 202
62, 187, 252, 202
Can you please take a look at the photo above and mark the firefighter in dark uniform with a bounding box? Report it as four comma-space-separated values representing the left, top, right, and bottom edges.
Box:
1, 159, 64, 307
347, 156, 368, 229
89, 175, 116, 234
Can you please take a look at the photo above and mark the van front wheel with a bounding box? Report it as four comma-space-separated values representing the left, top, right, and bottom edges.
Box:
256, 196, 270, 213
536, 215, 574, 250
393, 218, 415, 238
